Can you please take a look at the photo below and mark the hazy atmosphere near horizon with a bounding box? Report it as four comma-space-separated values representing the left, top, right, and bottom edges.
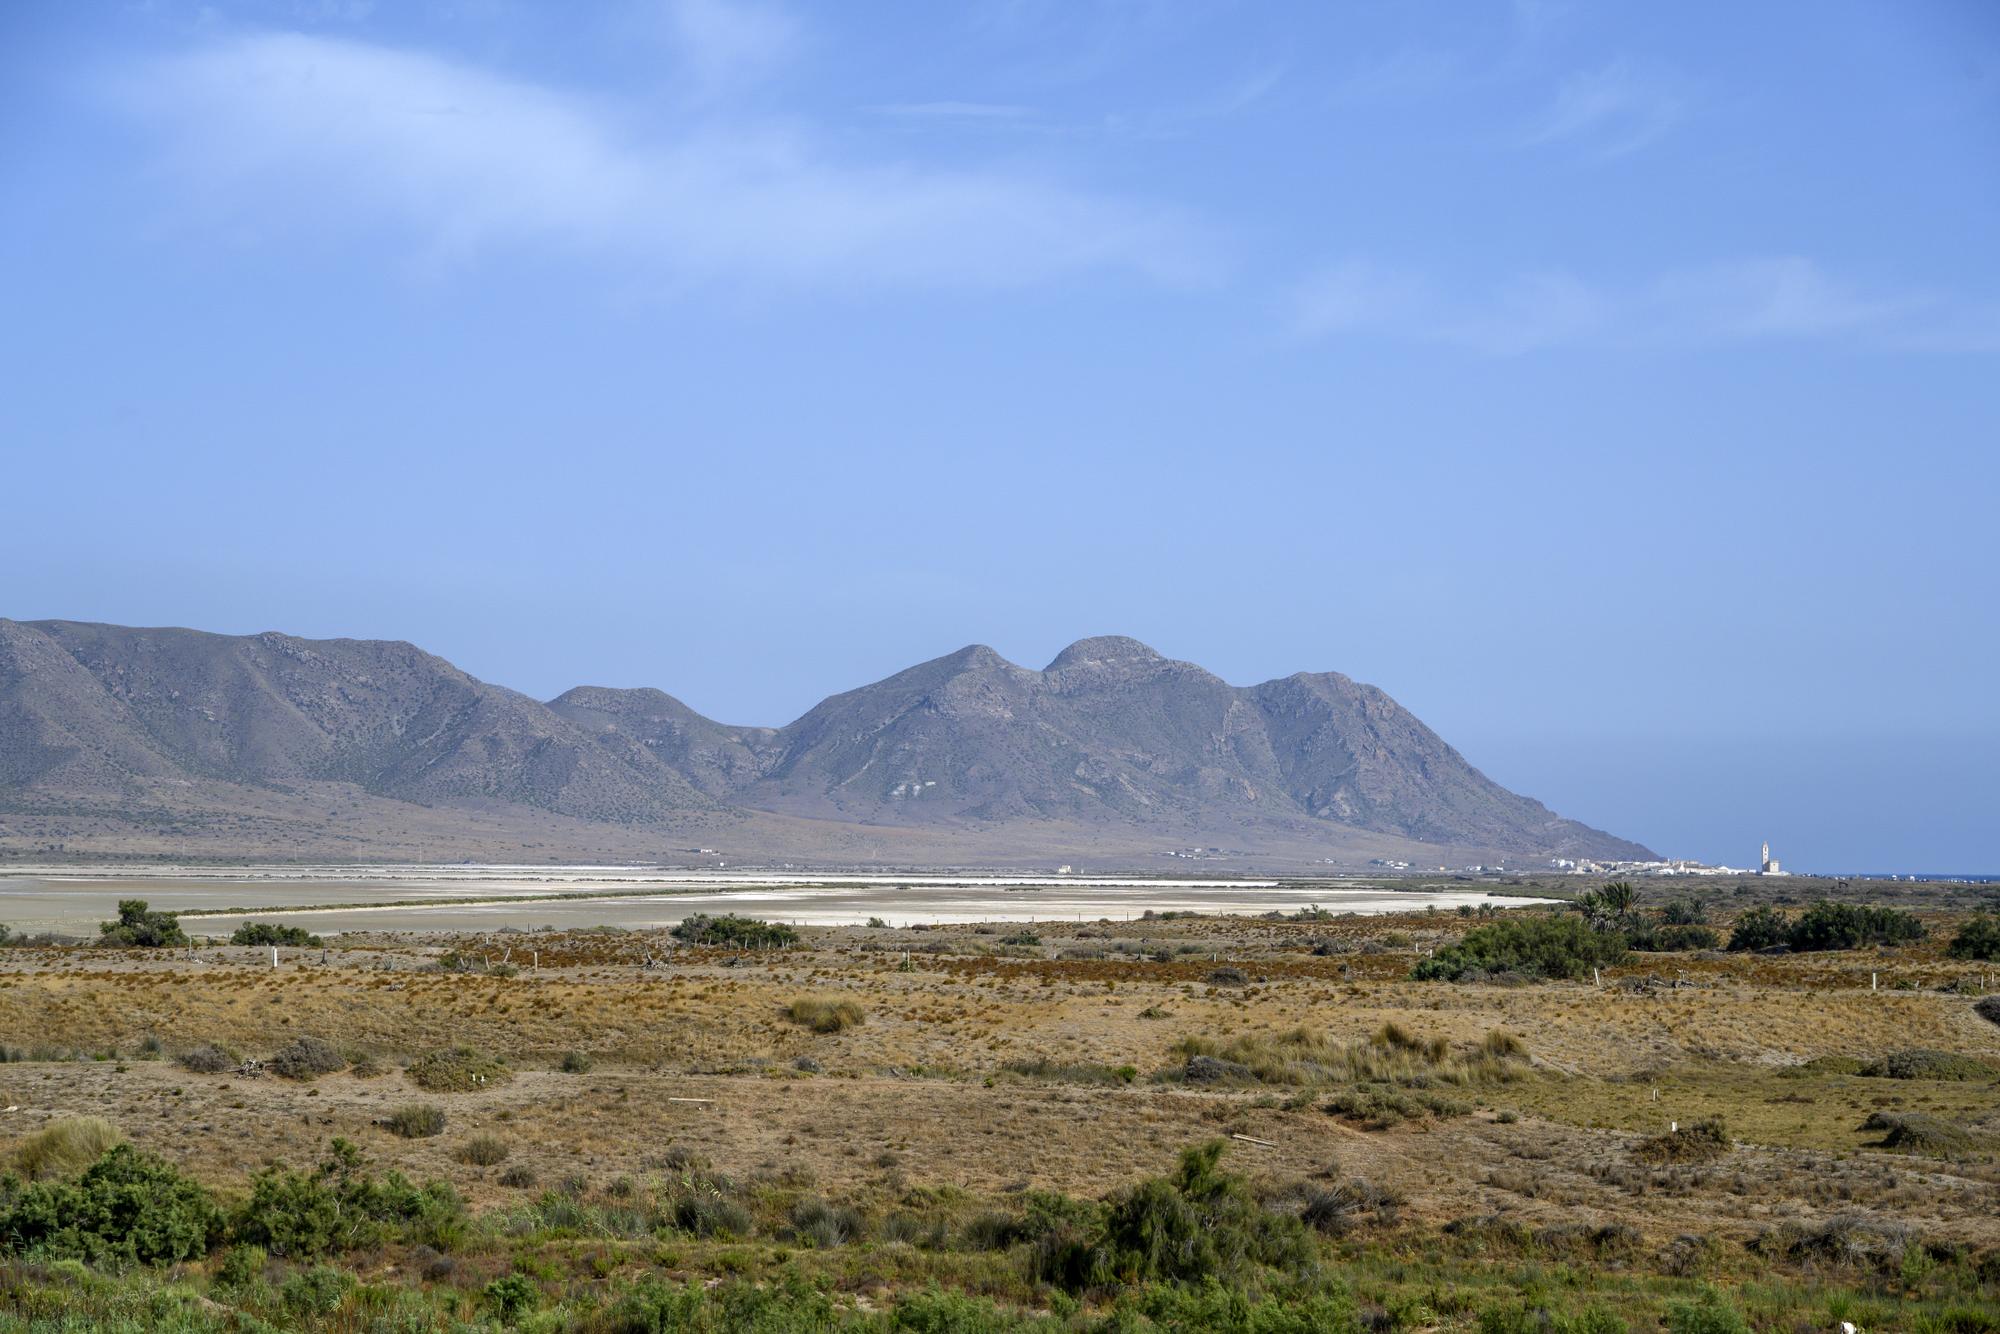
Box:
3, 1, 1996, 872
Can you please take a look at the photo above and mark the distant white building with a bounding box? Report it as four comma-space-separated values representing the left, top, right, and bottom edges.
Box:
1759, 841, 1787, 876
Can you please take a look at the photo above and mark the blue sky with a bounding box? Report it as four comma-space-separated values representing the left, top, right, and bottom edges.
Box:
3, 1, 1996, 872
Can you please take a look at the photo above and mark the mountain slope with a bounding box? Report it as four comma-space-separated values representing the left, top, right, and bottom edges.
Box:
0, 619, 1653, 864
11, 620, 713, 824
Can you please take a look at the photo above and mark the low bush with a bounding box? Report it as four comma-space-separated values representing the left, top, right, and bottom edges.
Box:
1298, 1178, 1401, 1234
1632, 1118, 1731, 1164
266, 1036, 346, 1080
407, 1046, 512, 1092
1029, 1140, 1313, 1293
1324, 1086, 1470, 1129
385, 1105, 447, 1138
784, 998, 864, 1033
1948, 913, 2000, 961
457, 1135, 509, 1166
178, 1043, 238, 1074
670, 914, 798, 948
0, 1143, 221, 1264
1627, 922, 1721, 952
230, 922, 323, 948
95, 899, 187, 948
12, 1117, 125, 1181
1978, 996, 2000, 1028
558, 1050, 593, 1074
1412, 914, 1625, 982
234, 1138, 465, 1258
1863, 1112, 1979, 1157
1859, 1049, 1997, 1081
1725, 906, 1791, 952
1788, 901, 1925, 951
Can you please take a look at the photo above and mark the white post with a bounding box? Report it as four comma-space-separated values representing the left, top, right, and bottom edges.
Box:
1871, 972, 1878, 992
270, 945, 278, 968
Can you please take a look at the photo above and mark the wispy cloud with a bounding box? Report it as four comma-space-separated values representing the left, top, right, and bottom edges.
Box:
105, 30, 1218, 292
659, 0, 799, 97
868, 101, 1035, 121
1522, 59, 1689, 159
1293, 257, 1996, 355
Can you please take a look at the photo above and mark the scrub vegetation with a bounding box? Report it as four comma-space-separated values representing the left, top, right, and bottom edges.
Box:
0, 875, 1993, 1330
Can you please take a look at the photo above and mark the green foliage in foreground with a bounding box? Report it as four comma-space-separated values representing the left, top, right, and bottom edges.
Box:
670, 914, 800, 948
96, 899, 187, 948
0, 1137, 1995, 1333
1412, 913, 1627, 982
0, 1144, 221, 1264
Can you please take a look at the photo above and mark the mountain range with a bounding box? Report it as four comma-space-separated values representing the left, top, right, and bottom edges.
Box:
0, 619, 1653, 869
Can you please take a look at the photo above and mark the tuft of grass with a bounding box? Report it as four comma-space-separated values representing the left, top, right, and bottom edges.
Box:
1001, 1058, 1137, 1085
1174, 1026, 1528, 1088
407, 1046, 513, 1092
784, 998, 865, 1034
13, 1116, 124, 1180
384, 1104, 446, 1138
457, 1135, 510, 1166
558, 1050, 593, 1074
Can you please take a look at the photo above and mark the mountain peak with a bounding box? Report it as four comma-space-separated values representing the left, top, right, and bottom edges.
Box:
1044, 636, 1165, 672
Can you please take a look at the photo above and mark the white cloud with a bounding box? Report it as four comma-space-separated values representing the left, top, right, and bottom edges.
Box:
1294, 257, 1996, 355
107, 31, 1218, 292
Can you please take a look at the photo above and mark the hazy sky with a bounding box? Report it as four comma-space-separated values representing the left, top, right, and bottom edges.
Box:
4, 2, 1996, 872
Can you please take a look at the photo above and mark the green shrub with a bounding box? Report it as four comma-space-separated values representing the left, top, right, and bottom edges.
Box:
230, 922, 323, 948
233, 1138, 465, 1258
266, 1036, 346, 1080
0, 1143, 221, 1264
1726, 906, 1791, 951
558, 1050, 594, 1074
1664, 1294, 1751, 1334
280, 1264, 352, 1317
670, 914, 798, 949
385, 1104, 447, 1138
213, 1242, 267, 1291
1412, 914, 1625, 982
484, 1272, 540, 1319
96, 899, 186, 948
1627, 921, 1721, 952
12, 1116, 124, 1181
784, 998, 865, 1033
1028, 1141, 1311, 1294
1787, 901, 1925, 951
1948, 914, 2000, 961
407, 1046, 512, 1092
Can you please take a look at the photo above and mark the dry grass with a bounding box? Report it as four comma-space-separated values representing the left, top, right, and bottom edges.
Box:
407, 1047, 512, 1092
12, 1115, 123, 1180
784, 998, 865, 1034
0, 911, 1994, 1260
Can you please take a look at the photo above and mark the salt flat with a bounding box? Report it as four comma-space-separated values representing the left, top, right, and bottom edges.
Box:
0, 863, 1548, 934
